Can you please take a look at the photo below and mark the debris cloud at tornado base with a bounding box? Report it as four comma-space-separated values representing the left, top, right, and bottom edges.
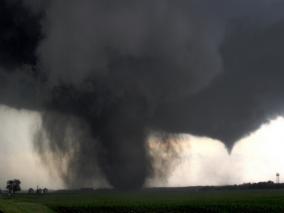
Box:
1, 0, 284, 189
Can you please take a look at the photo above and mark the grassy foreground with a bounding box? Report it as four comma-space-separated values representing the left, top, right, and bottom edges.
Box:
1, 189, 284, 212
0, 199, 53, 213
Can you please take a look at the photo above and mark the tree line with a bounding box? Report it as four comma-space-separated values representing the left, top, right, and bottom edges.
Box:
0, 179, 48, 195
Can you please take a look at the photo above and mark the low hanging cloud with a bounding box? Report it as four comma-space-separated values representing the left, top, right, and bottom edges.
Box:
1, 0, 284, 189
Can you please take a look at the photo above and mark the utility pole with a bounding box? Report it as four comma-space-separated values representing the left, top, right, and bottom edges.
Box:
276, 173, 280, 184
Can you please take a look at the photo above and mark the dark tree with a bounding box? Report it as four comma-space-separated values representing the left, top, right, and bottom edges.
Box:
28, 188, 34, 194
36, 187, 43, 194
43, 188, 48, 194
6, 179, 21, 195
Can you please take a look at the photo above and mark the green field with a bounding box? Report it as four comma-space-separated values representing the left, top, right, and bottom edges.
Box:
1, 189, 284, 212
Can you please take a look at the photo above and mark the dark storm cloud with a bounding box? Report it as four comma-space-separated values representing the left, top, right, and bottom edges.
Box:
153, 19, 284, 149
1, 0, 284, 188
0, 0, 42, 68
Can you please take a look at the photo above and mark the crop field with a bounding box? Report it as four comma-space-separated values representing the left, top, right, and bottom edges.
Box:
1, 189, 284, 212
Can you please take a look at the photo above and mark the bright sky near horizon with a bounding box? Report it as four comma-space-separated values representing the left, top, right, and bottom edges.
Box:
0, 105, 283, 190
